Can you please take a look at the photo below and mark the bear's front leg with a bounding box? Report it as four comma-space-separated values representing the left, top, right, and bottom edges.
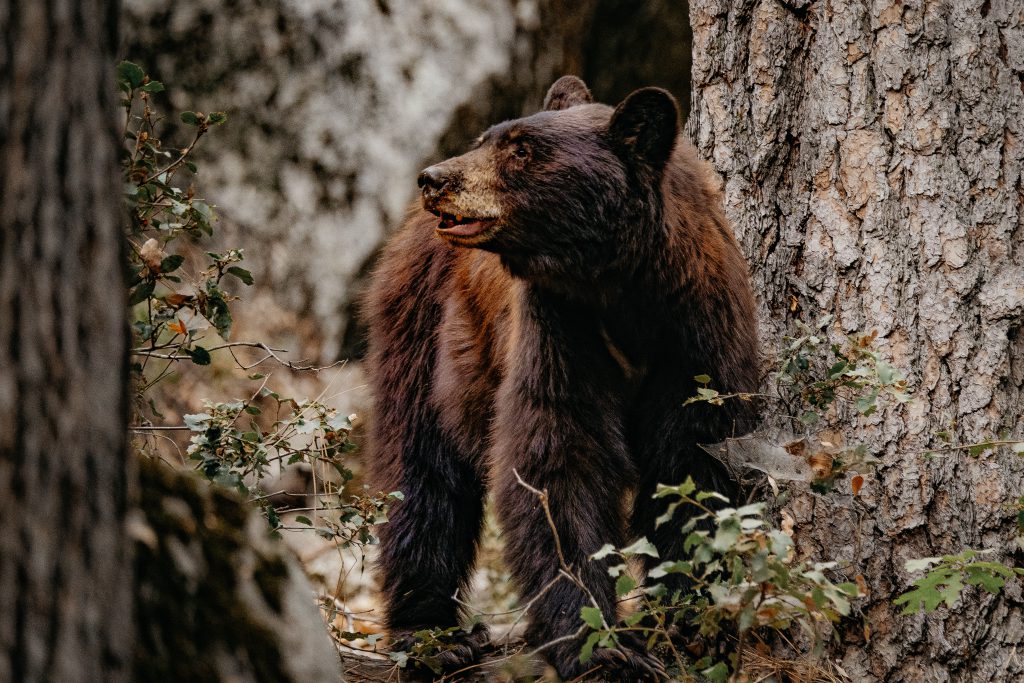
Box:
491, 289, 666, 681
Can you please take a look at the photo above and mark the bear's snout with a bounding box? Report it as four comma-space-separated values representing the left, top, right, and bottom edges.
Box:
417, 164, 454, 200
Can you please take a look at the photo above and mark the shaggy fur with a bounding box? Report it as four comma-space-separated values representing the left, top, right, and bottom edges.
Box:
366, 76, 759, 680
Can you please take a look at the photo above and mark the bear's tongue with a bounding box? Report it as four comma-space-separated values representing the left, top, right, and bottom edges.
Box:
437, 213, 491, 237
441, 219, 486, 236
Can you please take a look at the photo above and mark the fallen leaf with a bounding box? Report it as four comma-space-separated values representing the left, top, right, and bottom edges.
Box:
784, 438, 807, 457
851, 474, 865, 495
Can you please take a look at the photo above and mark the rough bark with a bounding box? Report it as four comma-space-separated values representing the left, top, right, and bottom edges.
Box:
688, 1, 1024, 681
0, 1, 133, 681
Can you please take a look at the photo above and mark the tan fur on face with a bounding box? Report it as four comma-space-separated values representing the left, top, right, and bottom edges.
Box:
431, 147, 503, 220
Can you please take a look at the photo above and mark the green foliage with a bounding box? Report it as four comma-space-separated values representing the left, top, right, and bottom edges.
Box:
582, 477, 861, 680
120, 63, 396, 545
775, 315, 911, 423
894, 549, 1024, 615
682, 374, 759, 407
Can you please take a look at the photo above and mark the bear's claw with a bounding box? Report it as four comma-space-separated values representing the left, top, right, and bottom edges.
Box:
585, 644, 669, 682
389, 623, 491, 676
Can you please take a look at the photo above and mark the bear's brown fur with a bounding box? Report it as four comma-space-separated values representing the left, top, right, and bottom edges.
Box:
366, 76, 759, 680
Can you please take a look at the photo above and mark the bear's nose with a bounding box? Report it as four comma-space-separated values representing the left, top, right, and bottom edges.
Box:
417, 165, 450, 195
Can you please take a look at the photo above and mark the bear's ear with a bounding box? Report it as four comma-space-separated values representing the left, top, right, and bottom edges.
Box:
543, 75, 593, 111
608, 87, 679, 169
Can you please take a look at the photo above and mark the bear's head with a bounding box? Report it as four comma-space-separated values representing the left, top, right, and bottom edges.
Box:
417, 76, 680, 285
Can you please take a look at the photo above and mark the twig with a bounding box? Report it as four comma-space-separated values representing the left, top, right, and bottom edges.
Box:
512, 470, 611, 630
131, 339, 339, 370
140, 126, 206, 185
129, 425, 191, 431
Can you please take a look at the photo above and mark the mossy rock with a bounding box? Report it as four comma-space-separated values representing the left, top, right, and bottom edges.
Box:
132, 457, 342, 682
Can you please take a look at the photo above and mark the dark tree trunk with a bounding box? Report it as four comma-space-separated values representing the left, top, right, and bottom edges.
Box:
688, 1, 1024, 680
0, 1, 133, 681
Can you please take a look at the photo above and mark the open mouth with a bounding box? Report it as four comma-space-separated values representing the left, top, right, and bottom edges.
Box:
432, 211, 498, 239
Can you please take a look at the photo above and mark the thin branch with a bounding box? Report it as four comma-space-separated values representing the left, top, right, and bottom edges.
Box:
140, 126, 206, 184
512, 469, 611, 631
131, 340, 342, 372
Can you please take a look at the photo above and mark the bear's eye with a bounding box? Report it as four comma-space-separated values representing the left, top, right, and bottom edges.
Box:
512, 141, 530, 159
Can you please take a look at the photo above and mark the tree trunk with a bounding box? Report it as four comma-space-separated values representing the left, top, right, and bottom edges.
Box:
688, 1, 1024, 681
0, 1, 133, 681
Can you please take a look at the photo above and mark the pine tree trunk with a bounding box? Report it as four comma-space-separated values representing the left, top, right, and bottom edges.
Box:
0, 2, 133, 681
688, 1, 1024, 680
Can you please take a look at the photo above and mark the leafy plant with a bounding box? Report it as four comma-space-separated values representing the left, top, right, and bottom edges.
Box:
583, 477, 861, 681
894, 549, 1024, 614
120, 62, 396, 547
775, 315, 911, 426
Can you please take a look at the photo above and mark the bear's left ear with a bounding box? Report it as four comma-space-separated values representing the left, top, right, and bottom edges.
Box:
543, 75, 593, 111
608, 87, 679, 169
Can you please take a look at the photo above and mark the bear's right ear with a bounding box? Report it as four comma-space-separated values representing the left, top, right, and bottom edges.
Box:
543, 75, 593, 111
608, 87, 679, 170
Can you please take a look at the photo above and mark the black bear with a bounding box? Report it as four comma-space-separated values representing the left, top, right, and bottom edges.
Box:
366, 75, 759, 680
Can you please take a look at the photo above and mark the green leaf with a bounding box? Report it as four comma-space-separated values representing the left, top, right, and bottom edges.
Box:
226, 266, 254, 286
128, 280, 155, 306
203, 287, 233, 339
876, 360, 899, 384
180, 111, 200, 125
160, 254, 184, 273
904, 557, 941, 573
580, 606, 604, 630
187, 345, 212, 365
117, 61, 145, 89
827, 360, 848, 378
579, 631, 602, 663
620, 537, 660, 558
800, 410, 821, 426
615, 574, 637, 597
207, 111, 227, 124
140, 80, 165, 93
894, 567, 962, 614
295, 516, 312, 526
183, 413, 211, 431
694, 374, 712, 384
855, 387, 880, 415
711, 518, 741, 552
702, 661, 730, 683
964, 566, 1006, 594
695, 490, 730, 503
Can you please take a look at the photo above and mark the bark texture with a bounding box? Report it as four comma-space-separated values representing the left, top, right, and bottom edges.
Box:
0, 1, 133, 681
688, 1, 1024, 680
